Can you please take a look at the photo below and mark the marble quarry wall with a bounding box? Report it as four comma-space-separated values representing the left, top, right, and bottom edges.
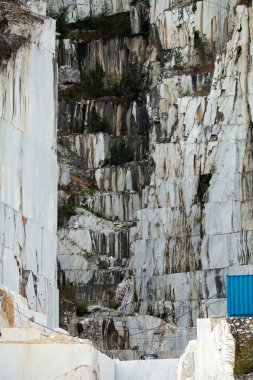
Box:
53, 0, 253, 359
0, 0, 58, 328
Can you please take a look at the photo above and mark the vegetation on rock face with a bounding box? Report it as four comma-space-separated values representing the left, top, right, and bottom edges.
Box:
75, 300, 88, 316
59, 284, 76, 302
59, 285, 88, 316
86, 106, 111, 134
55, 11, 131, 41
120, 58, 148, 98
110, 139, 134, 165
234, 338, 253, 376
173, 49, 184, 70
55, 9, 69, 36
86, 57, 148, 99
194, 31, 213, 64
55, 5, 149, 102
107, 290, 120, 309
58, 197, 75, 227
238, 0, 252, 5
59, 57, 148, 101
108, 299, 120, 309
83, 62, 106, 95
98, 260, 109, 270
73, 11, 131, 36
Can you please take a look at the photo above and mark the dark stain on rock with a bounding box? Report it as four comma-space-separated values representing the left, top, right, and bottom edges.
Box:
197, 173, 212, 203
107, 319, 120, 349
215, 272, 225, 298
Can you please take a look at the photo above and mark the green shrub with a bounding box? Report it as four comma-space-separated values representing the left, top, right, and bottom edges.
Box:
194, 31, 213, 64
83, 62, 105, 95
120, 58, 148, 97
74, 16, 94, 30
53, 10, 131, 41
58, 197, 75, 227
234, 339, 253, 376
101, 57, 148, 98
87, 185, 99, 195
60, 285, 76, 302
60, 58, 148, 101
89, 62, 105, 90
108, 299, 120, 309
173, 49, 184, 70
69, 12, 131, 40
110, 139, 134, 165
56, 9, 69, 36
75, 300, 88, 316
59, 285, 88, 316
98, 260, 109, 269
86, 106, 110, 133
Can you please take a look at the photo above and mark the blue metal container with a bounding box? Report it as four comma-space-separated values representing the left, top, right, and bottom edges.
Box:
227, 275, 253, 317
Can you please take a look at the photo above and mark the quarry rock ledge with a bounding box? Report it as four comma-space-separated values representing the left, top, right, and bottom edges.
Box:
0, 325, 179, 380
0, 319, 233, 380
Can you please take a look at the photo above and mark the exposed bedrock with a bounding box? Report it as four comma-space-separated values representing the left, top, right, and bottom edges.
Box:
56, 0, 253, 359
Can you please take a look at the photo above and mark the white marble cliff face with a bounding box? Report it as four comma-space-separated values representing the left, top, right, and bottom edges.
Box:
119, 0, 253, 325
52, 0, 253, 360
0, 0, 58, 328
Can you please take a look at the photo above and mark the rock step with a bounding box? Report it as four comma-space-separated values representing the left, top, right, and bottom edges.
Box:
95, 161, 153, 192
82, 192, 142, 222
58, 99, 150, 137
60, 133, 149, 169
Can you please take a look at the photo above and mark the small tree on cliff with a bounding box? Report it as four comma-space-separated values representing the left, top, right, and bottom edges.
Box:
86, 106, 110, 133
120, 58, 148, 97
84, 62, 105, 95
